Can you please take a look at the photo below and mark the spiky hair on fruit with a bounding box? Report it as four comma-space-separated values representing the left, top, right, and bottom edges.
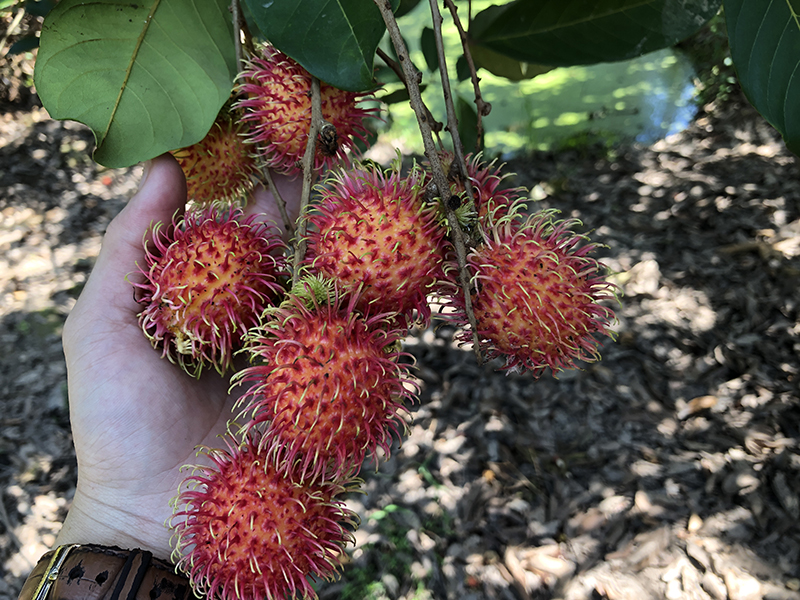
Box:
170, 434, 357, 600
442, 209, 617, 376
233, 283, 414, 483
131, 206, 289, 377
236, 43, 376, 176
171, 108, 260, 206
303, 161, 447, 327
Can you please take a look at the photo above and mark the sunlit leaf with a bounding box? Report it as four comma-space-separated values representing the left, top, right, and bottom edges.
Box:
34, 0, 236, 168
470, 0, 722, 66
244, 0, 399, 92
724, 0, 800, 154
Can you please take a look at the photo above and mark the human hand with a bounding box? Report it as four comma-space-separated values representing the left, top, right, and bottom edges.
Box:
57, 154, 300, 560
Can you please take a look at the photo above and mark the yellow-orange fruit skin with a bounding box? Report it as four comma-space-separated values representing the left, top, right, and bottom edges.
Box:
132, 206, 288, 376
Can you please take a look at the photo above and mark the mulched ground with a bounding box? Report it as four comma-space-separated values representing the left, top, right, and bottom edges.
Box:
2, 75, 800, 600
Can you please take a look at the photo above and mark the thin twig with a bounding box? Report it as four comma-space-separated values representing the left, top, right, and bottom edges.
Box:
262, 167, 295, 238
376, 47, 444, 139
444, 0, 491, 150
376, 47, 405, 84
429, 0, 475, 202
0, 6, 25, 58
374, 0, 482, 363
231, 0, 244, 73
240, 11, 255, 55
291, 76, 323, 279
429, 0, 476, 206
427, 0, 482, 361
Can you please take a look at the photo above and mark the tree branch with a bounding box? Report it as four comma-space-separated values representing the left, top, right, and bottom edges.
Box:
291, 76, 323, 280
231, 0, 244, 73
376, 47, 444, 139
443, 0, 491, 150
374, 0, 482, 363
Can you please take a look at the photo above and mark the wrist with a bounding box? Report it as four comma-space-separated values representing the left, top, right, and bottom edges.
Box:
18, 545, 192, 600
55, 490, 173, 562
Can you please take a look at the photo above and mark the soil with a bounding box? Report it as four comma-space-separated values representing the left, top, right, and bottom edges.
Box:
2, 60, 800, 600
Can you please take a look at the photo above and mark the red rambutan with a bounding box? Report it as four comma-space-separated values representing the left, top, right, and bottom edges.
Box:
234, 286, 414, 483
304, 162, 447, 326
236, 44, 375, 176
444, 209, 617, 376
170, 435, 357, 600
171, 109, 260, 205
132, 206, 288, 376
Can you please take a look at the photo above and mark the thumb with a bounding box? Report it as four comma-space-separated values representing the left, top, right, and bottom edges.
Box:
68, 154, 187, 331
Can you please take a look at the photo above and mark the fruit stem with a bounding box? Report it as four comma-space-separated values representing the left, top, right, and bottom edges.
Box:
292, 75, 323, 279
428, 0, 478, 211
231, 0, 244, 73
443, 0, 491, 150
374, 0, 483, 364
263, 167, 296, 238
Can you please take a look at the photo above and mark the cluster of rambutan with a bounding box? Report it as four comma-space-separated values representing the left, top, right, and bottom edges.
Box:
130, 42, 616, 600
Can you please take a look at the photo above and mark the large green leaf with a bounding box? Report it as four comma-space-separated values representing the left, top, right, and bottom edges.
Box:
34, 0, 236, 168
470, 0, 722, 67
243, 0, 397, 92
724, 0, 800, 154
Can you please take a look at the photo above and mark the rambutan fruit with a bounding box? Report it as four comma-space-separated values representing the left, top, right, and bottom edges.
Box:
171, 435, 357, 600
236, 44, 375, 176
443, 209, 617, 376
304, 162, 447, 327
234, 286, 414, 483
132, 206, 289, 377
171, 109, 260, 205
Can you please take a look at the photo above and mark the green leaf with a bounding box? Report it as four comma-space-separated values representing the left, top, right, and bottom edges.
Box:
378, 83, 428, 104
9, 34, 38, 54
421, 27, 438, 72
395, 0, 421, 18
456, 55, 471, 82
455, 94, 479, 154
34, 0, 236, 168
724, 0, 800, 154
470, 0, 722, 67
243, 0, 399, 92
468, 42, 553, 81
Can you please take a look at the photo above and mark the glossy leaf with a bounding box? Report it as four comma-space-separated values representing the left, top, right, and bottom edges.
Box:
470, 0, 722, 67
34, 0, 236, 168
724, 0, 800, 154
244, 0, 399, 92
